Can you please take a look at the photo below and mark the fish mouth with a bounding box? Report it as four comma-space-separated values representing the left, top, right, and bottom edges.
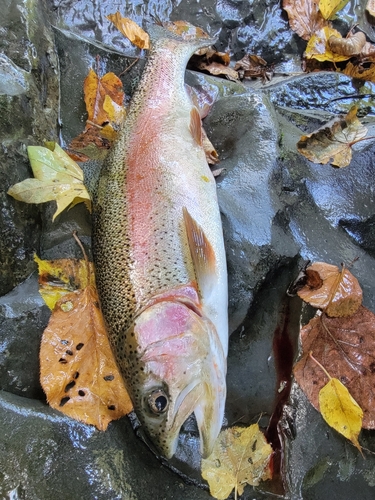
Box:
162, 378, 225, 459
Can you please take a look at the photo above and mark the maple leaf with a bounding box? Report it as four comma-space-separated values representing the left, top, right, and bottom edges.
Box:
318, 0, 350, 20
201, 424, 272, 500
296, 261, 363, 317
38, 251, 133, 430
297, 105, 369, 167
283, 0, 329, 41
107, 12, 150, 49
293, 306, 375, 429
305, 27, 353, 62
7, 143, 91, 220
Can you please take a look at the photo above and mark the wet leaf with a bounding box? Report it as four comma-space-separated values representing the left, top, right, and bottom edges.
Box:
296, 261, 362, 317
319, 0, 350, 20
283, 0, 329, 41
201, 424, 272, 500
39, 257, 133, 430
83, 69, 124, 126
34, 254, 95, 310
305, 27, 352, 62
319, 377, 363, 451
343, 61, 375, 82
293, 306, 375, 429
367, 0, 375, 18
196, 61, 239, 81
234, 54, 273, 82
107, 12, 149, 49
297, 105, 368, 167
7, 143, 91, 220
328, 31, 366, 56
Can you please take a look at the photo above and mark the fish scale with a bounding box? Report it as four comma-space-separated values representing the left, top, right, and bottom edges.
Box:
92, 24, 228, 458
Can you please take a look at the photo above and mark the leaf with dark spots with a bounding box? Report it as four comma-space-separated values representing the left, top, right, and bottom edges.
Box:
294, 306, 375, 429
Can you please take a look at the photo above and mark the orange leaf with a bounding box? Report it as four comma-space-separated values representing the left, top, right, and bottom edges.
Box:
40, 284, 133, 430
296, 261, 363, 317
107, 12, 150, 49
164, 20, 211, 40
343, 61, 375, 82
83, 69, 124, 126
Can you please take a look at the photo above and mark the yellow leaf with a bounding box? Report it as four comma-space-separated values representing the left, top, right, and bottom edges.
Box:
102, 94, 126, 126
319, 0, 350, 19
319, 378, 363, 452
107, 12, 150, 49
297, 105, 368, 167
201, 424, 272, 500
34, 254, 95, 310
40, 284, 133, 430
305, 27, 352, 62
7, 144, 91, 220
83, 69, 124, 126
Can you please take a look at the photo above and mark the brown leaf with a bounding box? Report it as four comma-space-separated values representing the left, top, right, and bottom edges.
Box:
283, 0, 329, 41
297, 105, 368, 167
107, 12, 150, 49
328, 31, 366, 56
305, 27, 353, 62
343, 61, 375, 82
202, 128, 219, 165
294, 306, 375, 429
297, 262, 363, 317
40, 284, 133, 430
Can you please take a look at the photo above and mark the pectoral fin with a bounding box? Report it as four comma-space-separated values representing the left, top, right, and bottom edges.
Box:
189, 107, 203, 146
183, 207, 216, 297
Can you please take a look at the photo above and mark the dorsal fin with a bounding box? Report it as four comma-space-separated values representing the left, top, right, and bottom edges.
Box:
183, 207, 216, 297
189, 107, 203, 146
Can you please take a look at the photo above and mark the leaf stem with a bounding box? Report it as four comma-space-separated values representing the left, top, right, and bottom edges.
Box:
350, 135, 375, 147
72, 231, 90, 281
309, 351, 332, 381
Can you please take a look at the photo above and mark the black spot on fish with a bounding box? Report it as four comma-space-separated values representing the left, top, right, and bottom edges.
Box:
104, 375, 114, 381
73, 371, 79, 379
60, 339, 69, 345
76, 343, 84, 350
66, 349, 73, 356
78, 390, 85, 397
108, 405, 116, 411
59, 358, 68, 364
60, 396, 70, 407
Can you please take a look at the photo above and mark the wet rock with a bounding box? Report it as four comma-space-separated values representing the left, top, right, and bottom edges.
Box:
0, 391, 211, 500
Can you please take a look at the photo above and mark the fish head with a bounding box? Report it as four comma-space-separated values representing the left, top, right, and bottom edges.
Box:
129, 300, 226, 459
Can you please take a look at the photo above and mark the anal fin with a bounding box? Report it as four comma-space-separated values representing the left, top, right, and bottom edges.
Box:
183, 207, 216, 297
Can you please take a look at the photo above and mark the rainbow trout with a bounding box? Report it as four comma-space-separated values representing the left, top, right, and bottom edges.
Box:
92, 25, 228, 459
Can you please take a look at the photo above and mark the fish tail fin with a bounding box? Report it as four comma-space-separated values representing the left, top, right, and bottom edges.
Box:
146, 22, 216, 54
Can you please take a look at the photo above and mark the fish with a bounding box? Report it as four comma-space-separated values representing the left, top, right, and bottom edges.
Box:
92, 24, 228, 459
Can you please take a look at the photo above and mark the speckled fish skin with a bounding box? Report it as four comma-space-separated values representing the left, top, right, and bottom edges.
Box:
92, 25, 228, 459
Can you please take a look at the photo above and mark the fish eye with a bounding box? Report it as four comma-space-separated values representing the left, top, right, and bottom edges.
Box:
148, 389, 169, 414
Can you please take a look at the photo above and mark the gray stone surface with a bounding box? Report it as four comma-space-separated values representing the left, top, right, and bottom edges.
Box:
1, 0, 375, 499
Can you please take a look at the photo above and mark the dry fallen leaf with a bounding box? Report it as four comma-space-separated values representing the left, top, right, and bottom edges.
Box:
305, 27, 353, 62
297, 105, 368, 167
39, 254, 133, 430
234, 54, 273, 82
296, 261, 363, 317
293, 306, 375, 429
320, 377, 363, 452
319, 0, 350, 20
7, 143, 91, 220
283, 0, 329, 41
201, 424, 272, 500
107, 12, 150, 49
196, 61, 239, 81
